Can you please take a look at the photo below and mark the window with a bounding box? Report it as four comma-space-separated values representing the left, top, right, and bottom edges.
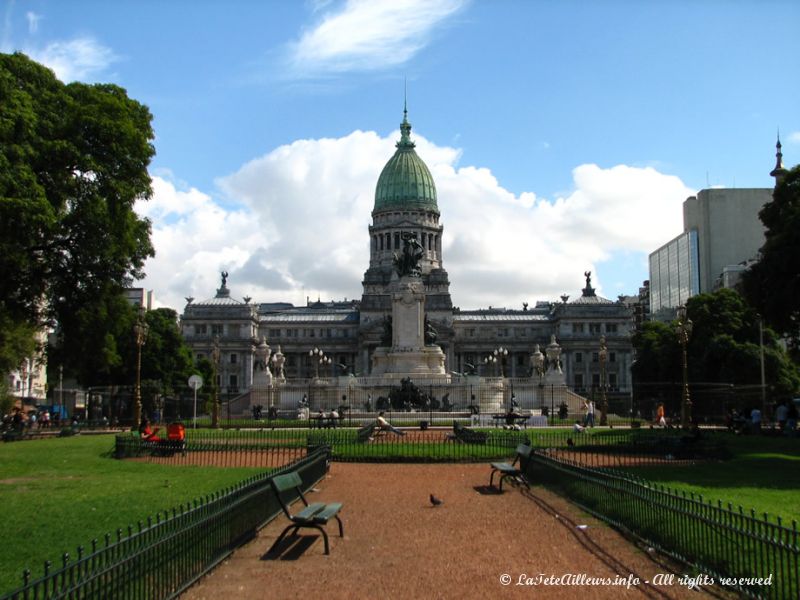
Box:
592, 373, 600, 387
270, 329, 281, 338
609, 373, 618, 390
575, 352, 583, 363
572, 323, 585, 334
592, 352, 599, 363
610, 352, 616, 363
606, 323, 618, 333
196, 352, 205, 360
211, 324, 224, 336
230, 353, 237, 364
194, 324, 207, 335
394, 232, 400, 249
589, 323, 602, 334
228, 374, 238, 389
574, 374, 584, 390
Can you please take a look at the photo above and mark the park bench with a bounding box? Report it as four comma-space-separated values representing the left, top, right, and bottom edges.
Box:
268, 471, 344, 555
452, 420, 488, 444
357, 422, 378, 442
488, 443, 533, 491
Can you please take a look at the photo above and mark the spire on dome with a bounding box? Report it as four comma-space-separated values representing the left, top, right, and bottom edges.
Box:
770, 130, 789, 188
399, 87, 414, 148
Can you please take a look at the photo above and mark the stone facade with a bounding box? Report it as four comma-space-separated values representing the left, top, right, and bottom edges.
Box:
180, 110, 634, 400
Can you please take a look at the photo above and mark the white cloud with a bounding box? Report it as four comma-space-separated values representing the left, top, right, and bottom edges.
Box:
138, 129, 694, 312
288, 0, 466, 75
26, 11, 41, 34
787, 131, 800, 145
26, 37, 117, 82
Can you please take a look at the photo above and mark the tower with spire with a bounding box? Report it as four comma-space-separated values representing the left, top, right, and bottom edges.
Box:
770, 132, 789, 188
360, 103, 453, 363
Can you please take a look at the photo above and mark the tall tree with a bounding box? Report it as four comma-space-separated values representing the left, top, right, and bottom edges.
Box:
0, 52, 155, 383
633, 289, 800, 415
741, 164, 800, 353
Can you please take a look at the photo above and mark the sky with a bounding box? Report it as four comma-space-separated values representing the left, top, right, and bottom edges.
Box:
3, 0, 799, 311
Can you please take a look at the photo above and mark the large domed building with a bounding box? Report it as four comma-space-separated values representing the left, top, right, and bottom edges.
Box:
180, 108, 634, 407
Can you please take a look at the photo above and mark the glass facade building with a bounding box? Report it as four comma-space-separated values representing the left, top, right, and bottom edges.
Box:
648, 230, 700, 321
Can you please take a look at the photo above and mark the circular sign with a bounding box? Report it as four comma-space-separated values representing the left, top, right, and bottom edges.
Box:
188, 374, 203, 390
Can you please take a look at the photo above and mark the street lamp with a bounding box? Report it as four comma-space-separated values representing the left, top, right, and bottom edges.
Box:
757, 313, 766, 419
598, 335, 608, 426
211, 336, 221, 428
675, 306, 693, 428
483, 355, 497, 377
133, 306, 149, 427
493, 347, 509, 377
309, 347, 330, 379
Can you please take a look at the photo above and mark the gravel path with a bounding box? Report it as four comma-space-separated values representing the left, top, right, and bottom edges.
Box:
183, 462, 732, 600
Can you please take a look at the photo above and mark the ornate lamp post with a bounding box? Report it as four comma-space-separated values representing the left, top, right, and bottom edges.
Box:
211, 336, 221, 428
675, 306, 693, 428
133, 306, 149, 427
493, 347, 508, 377
483, 354, 497, 377
309, 347, 330, 379
598, 336, 608, 426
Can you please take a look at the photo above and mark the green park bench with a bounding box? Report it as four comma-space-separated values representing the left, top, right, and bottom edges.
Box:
452, 420, 488, 444
268, 471, 344, 555
488, 443, 533, 491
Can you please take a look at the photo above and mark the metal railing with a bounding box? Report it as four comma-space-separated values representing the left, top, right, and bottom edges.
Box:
115, 429, 310, 468
1, 447, 330, 600
528, 450, 799, 599
308, 427, 527, 462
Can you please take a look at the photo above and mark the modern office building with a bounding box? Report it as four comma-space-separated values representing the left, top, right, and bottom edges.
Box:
647, 139, 787, 320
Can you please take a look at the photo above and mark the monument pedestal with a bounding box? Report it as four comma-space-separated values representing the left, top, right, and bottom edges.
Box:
370, 276, 446, 378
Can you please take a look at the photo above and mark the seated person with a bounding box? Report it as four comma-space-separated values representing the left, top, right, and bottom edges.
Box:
138, 417, 161, 442
376, 411, 405, 436
573, 421, 586, 433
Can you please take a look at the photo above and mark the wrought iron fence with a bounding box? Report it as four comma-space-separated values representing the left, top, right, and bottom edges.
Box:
115, 429, 310, 468
528, 451, 799, 599
526, 428, 731, 468
115, 425, 528, 465
308, 427, 527, 462
0, 447, 330, 600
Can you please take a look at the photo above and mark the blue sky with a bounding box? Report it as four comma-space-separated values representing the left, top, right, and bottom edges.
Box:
3, 0, 799, 311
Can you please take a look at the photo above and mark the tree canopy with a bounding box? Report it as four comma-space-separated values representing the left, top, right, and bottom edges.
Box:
741, 164, 800, 352
633, 288, 800, 413
0, 52, 155, 383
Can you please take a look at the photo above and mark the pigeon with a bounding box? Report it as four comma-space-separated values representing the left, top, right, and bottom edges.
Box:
430, 493, 443, 507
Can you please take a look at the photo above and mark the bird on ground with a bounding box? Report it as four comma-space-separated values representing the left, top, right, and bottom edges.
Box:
430, 494, 443, 507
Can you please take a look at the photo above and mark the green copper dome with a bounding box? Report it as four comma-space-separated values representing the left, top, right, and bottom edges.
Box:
374, 108, 438, 214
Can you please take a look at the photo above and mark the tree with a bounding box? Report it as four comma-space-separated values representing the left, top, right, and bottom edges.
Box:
0, 53, 155, 383
633, 289, 800, 417
741, 164, 800, 353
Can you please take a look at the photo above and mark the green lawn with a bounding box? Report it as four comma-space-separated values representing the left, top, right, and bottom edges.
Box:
616, 433, 800, 525
0, 435, 263, 594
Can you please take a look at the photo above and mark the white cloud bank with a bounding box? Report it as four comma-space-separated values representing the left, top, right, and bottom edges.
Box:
288, 0, 467, 75
137, 130, 694, 312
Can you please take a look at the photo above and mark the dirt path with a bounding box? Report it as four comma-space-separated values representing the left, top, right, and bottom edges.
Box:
183, 463, 731, 600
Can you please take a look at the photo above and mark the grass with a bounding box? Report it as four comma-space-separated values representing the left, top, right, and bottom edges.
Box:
0, 434, 264, 595
620, 433, 800, 524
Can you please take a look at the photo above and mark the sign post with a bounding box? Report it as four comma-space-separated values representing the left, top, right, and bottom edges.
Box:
188, 375, 203, 429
